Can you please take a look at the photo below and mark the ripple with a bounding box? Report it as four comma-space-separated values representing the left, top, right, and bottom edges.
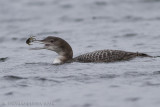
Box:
3, 75, 27, 80
33, 77, 62, 83
92, 16, 111, 20
27, 1, 46, 6
153, 71, 160, 75
0, 18, 30, 23
123, 33, 137, 38
0, 37, 5, 43
94, 1, 107, 6
18, 84, 28, 87
99, 74, 119, 79
25, 62, 53, 66
83, 103, 92, 107
0, 57, 8, 62
143, 81, 160, 87
11, 37, 27, 42
124, 72, 147, 77
74, 18, 84, 22
134, 43, 144, 46
4, 92, 14, 96
11, 37, 18, 40
60, 16, 84, 22
110, 85, 120, 88
87, 44, 93, 48
142, 0, 160, 2
126, 97, 140, 102
61, 75, 76, 79
124, 16, 143, 21
60, 4, 73, 9
37, 31, 60, 35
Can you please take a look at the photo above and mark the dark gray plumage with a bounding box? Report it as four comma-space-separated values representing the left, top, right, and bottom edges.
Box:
73, 50, 150, 63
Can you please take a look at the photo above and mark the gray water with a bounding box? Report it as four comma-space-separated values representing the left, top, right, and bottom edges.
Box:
1, 0, 160, 107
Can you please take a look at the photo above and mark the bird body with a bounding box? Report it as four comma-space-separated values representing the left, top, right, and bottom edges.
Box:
27, 36, 151, 64
72, 50, 150, 63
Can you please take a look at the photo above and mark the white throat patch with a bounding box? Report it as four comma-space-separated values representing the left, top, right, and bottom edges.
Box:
53, 57, 62, 64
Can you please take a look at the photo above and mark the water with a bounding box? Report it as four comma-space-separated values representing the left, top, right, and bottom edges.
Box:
0, 0, 160, 107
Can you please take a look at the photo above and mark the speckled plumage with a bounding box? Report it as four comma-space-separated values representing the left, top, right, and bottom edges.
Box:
73, 50, 150, 63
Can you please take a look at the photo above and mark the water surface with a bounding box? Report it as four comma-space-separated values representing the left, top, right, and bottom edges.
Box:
0, 0, 160, 107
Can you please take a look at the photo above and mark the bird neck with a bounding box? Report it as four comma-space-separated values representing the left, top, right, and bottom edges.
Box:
53, 43, 73, 64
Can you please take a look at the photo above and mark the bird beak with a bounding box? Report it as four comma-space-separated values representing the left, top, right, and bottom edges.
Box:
29, 39, 47, 50
33, 39, 45, 43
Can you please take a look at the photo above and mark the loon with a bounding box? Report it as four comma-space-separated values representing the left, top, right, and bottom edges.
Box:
28, 36, 151, 64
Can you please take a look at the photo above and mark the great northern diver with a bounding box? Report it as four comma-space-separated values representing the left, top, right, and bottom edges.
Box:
27, 36, 151, 64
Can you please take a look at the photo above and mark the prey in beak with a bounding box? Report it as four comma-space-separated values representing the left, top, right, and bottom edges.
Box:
26, 36, 36, 45
26, 36, 46, 50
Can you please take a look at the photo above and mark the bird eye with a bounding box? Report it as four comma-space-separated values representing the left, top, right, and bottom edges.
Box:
50, 40, 54, 43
